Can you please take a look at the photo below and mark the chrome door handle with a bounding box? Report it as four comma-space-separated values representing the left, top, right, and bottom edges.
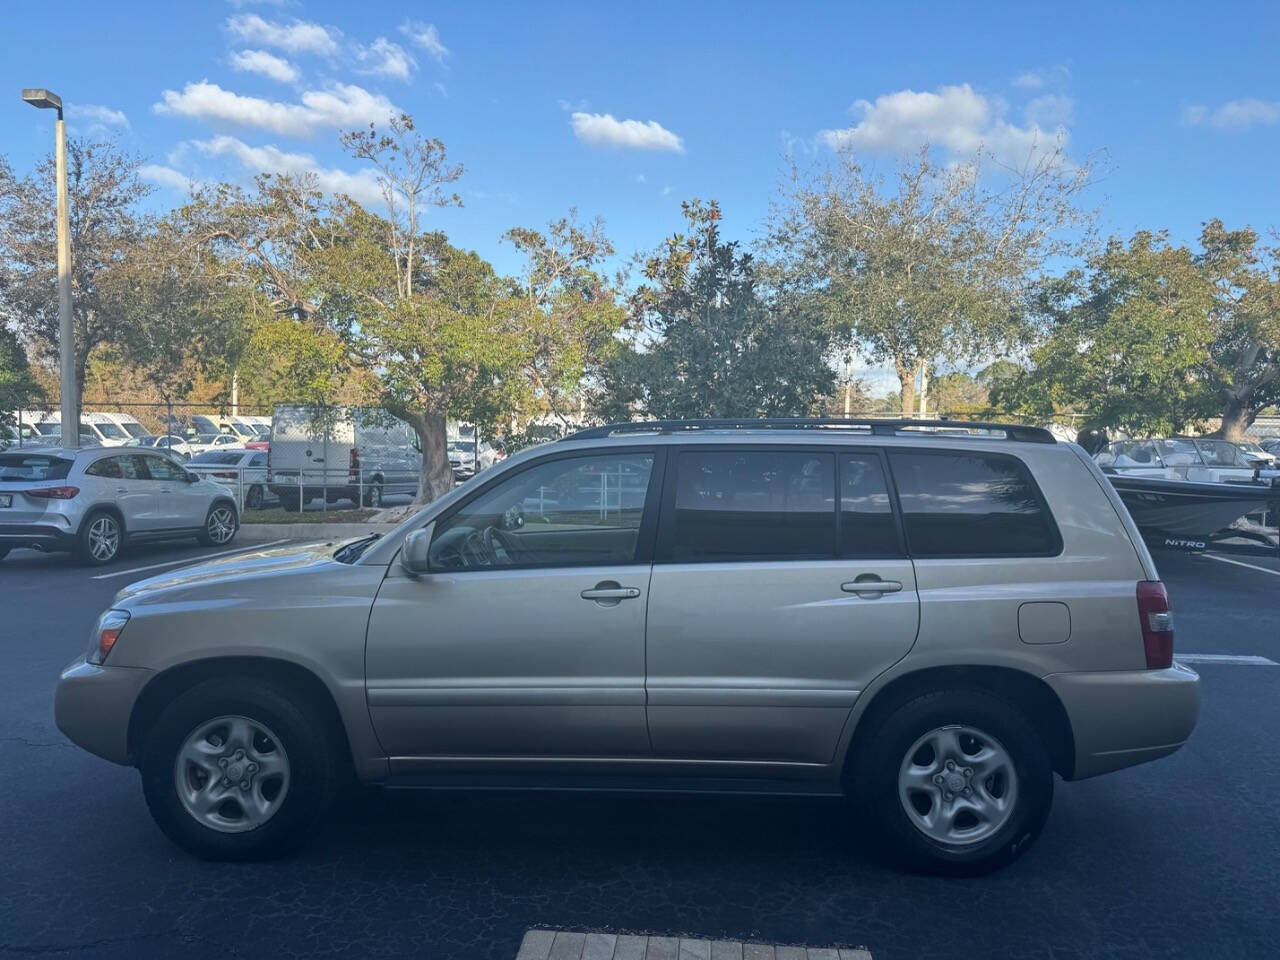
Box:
581, 580, 641, 605
842, 577, 904, 595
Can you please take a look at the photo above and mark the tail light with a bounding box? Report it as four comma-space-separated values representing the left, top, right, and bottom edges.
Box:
348, 446, 360, 481
1136, 580, 1174, 669
26, 486, 80, 499
88, 610, 129, 664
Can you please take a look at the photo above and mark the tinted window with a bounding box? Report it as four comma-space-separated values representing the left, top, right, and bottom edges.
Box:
250, 453, 267, 468
0, 454, 73, 481
430, 453, 654, 570
85, 456, 123, 479
840, 454, 902, 557
664, 450, 835, 561
95, 422, 127, 439
143, 455, 187, 481
118, 456, 146, 480
888, 451, 1058, 557
190, 451, 244, 465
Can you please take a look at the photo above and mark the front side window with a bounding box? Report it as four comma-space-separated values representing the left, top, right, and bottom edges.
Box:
840, 454, 902, 557
429, 453, 655, 570
663, 450, 835, 561
888, 451, 1059, 557
143, 455, 187, 481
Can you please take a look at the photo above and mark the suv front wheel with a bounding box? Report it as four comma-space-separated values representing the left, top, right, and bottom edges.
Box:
139, 677, 338, 860
851, 689, 1053, 876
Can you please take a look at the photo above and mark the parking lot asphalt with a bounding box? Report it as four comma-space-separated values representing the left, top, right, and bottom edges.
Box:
1, 541, 1278, 959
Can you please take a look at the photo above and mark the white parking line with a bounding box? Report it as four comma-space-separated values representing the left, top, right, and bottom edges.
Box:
1204, 554, 1280, 578
90, 540, 291, 580
1177, 654, 1279, 666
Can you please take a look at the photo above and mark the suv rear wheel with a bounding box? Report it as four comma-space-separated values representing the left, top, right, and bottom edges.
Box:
850, 688, 1053, 876
139, 677, 338, 860
76, 510, 123, 565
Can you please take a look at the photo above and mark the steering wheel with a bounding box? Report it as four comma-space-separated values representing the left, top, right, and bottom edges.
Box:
482, 525, 522, 564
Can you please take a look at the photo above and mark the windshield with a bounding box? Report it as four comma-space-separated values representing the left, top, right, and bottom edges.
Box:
0, 454, 73, 481
252, 423, 271, 437
34, 422, 60, 436
119, 422, 149, 438
94, 422, 127, 439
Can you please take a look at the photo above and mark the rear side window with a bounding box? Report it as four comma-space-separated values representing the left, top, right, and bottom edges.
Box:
888, 451, 1060, 557
85, 457, 123, 479
840, 454, 902, 557
0, 454, 73, 481
663, 450, 835, 561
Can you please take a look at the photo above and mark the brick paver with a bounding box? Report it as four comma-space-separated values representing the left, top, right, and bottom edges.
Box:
515, 931, 873, 960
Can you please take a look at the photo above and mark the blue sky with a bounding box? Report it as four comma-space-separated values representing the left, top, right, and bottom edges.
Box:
3, 0, 1278, 391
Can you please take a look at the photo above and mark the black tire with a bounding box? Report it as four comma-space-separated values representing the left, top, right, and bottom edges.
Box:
849, 688, 1053, 876
362, 482, 383, 508
75, 509, 124, 566
139, 676, 338, 860
197, 501, 239, 546
245, 484, 264, 510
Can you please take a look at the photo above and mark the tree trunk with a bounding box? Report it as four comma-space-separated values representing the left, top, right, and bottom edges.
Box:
894, 355, 917, 416
1216, 394, 1255, 442
403, 408, 454, 506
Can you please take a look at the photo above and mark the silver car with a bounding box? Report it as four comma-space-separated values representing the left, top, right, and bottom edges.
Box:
0, 447, 239, 565
55, 419, 1200, 873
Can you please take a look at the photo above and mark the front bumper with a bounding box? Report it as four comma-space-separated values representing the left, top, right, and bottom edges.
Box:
1045, 663, 1201, 779
55, 656, 153, 765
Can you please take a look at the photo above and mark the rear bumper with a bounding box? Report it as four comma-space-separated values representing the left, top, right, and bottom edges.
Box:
1046, 663, 1201, 779
55, 656, 153, 765
0, 522, 76, 551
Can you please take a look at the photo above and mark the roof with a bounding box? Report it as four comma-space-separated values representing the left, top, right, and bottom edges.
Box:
564, 418, 1056, 444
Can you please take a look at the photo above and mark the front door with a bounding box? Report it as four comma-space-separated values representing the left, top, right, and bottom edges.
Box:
365, 449, 661, 762
644, 447, 920, 765
140, 454, 206, 529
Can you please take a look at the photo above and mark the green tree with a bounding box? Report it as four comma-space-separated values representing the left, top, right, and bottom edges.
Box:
0, 328, 44, 433
0, 140, 153, 417
994, 232, 1216, 434
771, 144, 1095, 414
1196, 220, 1280, 440
603, 199, 835, 420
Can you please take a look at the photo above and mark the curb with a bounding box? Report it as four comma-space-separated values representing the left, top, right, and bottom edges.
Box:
237, 522, 399, 542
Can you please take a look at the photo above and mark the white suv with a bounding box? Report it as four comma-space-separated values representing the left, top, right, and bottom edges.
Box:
55, 419, 1199, 872
0, 447, 239, 565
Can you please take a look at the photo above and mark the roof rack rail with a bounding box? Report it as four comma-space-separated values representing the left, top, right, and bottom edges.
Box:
563, 418, 1056, 444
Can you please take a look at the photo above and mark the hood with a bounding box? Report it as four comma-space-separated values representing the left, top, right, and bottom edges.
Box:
113, 539, 349, 605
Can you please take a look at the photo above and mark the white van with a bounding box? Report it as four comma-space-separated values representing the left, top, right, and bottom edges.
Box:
33, 412, 131, 446
100, 412, 151, 441
267, 405, 421, 509
218, 415, 262, 442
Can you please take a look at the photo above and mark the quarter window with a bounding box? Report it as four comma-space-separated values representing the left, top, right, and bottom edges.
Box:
663, 450, 835, 561
429, 453, 655, 570
840, 454, 902, 557
888, 451, 1059, 557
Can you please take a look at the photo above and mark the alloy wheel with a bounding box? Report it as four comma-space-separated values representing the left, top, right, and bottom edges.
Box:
87, 516, 120, 562
897, 724, 1019, 847
174, 715, 290, 833
207, 506, 236, 544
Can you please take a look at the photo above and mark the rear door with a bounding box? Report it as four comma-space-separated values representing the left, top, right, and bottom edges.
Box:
644, 446, 920, 765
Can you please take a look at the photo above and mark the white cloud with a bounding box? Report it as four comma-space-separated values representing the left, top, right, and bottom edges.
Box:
1012, 72, 1044, 90
139, 164, 195, 193
1183, 98, 1280, 129
570, 112, 684, 152
191, 135, 386, 207
65, 104, 130, 128
154, 81, 399, 137
399, 20, 448, 63
229, 49, 300, 84
1024, 94, 1073, 128
434, 81, 448, 98
226, 14, 339, 56
354, 37, 416, 81
819, 83, 1067, 165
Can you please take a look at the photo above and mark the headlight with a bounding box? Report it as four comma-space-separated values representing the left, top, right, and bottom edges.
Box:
88, 609, 130, 665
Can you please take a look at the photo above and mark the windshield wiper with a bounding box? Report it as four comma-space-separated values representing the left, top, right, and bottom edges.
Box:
333, 533, 381, 564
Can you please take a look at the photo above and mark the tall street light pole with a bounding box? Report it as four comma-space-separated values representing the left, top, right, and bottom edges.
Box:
22, 88, 77, 448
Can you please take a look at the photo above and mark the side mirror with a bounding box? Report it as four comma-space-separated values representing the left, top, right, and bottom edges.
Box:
400, 525, 433, 576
